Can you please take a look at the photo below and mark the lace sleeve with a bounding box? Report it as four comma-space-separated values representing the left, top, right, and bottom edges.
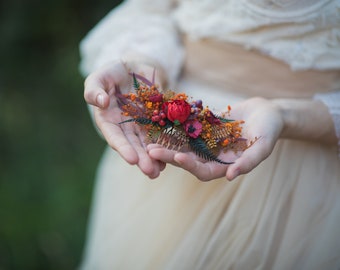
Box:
314, 90, 340, 155
79, 0, 184, 85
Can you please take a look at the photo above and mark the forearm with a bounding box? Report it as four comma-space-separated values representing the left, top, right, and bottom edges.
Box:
273, 98, 337, 145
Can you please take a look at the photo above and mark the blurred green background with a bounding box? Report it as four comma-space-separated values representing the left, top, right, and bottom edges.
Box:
0, 0, 122, 269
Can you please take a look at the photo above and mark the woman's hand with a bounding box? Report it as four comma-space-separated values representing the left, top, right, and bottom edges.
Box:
148, 97, 285, 181
84, 61, 166, 179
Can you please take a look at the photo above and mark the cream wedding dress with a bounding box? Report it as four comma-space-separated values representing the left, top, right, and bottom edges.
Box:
79, 1, 340, 269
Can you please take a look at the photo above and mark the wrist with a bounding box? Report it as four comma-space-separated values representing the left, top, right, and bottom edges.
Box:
272, 99, 296, 139
273, 98, 337, 144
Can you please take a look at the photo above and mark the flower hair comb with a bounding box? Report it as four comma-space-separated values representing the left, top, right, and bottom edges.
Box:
115, 72, 250, 164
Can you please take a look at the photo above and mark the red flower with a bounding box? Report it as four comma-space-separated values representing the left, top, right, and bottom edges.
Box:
163, 100, 191, 124
184, 120, 202, 138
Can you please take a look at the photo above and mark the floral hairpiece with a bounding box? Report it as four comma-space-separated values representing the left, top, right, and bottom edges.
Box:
115, 72, 250, 164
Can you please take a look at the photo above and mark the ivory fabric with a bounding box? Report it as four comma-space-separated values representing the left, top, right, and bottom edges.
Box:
81, 140, 340, 270
314, 91, 340, 152
79, 1, 340, 269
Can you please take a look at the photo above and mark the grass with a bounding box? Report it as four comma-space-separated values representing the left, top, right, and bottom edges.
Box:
0, 0, 122, 268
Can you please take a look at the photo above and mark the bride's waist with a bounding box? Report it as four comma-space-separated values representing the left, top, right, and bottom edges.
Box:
182, 37, 340, 99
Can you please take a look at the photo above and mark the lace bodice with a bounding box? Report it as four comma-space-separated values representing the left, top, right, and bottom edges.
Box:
174, 0, 340, 71
80, 0, 340, 77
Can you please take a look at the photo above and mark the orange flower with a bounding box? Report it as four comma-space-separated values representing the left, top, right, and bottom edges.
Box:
221, 139, 229, 146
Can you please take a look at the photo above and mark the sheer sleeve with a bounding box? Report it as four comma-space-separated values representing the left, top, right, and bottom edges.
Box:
314, 90, 340, 155
79, 0, 184, 85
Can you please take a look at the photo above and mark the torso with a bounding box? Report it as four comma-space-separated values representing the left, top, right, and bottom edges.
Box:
182, 37, 340, 99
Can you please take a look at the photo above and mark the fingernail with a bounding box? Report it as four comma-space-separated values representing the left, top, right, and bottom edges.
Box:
97, 94, 104, 107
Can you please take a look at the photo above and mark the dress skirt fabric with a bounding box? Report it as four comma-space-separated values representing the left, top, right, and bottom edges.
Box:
80, 40, 340, 270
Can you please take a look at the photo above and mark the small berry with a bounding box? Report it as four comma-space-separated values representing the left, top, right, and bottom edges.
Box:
152, 115, 160, 122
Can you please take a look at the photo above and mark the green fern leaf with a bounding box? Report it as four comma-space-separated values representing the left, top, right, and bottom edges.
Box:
218, 116, 234, 123
132, 73, 140, 90
189, 137, 233, 164
119, 117, 153, 125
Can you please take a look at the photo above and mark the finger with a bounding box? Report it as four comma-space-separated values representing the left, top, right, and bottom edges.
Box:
97, 112, 139, 165
148, 144, 228, 181
131, 130, 164, 178
100, 116, 163, 178
158, 161, 166, 172
145, 160, 165, 179
147, 144, 165, 151
226, 137, 273, 181
83, 61, 129, 108
148, 146, 178, 165
84, 74, 110, 108
174, 153, 227, 181
145, 144, 167, 176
